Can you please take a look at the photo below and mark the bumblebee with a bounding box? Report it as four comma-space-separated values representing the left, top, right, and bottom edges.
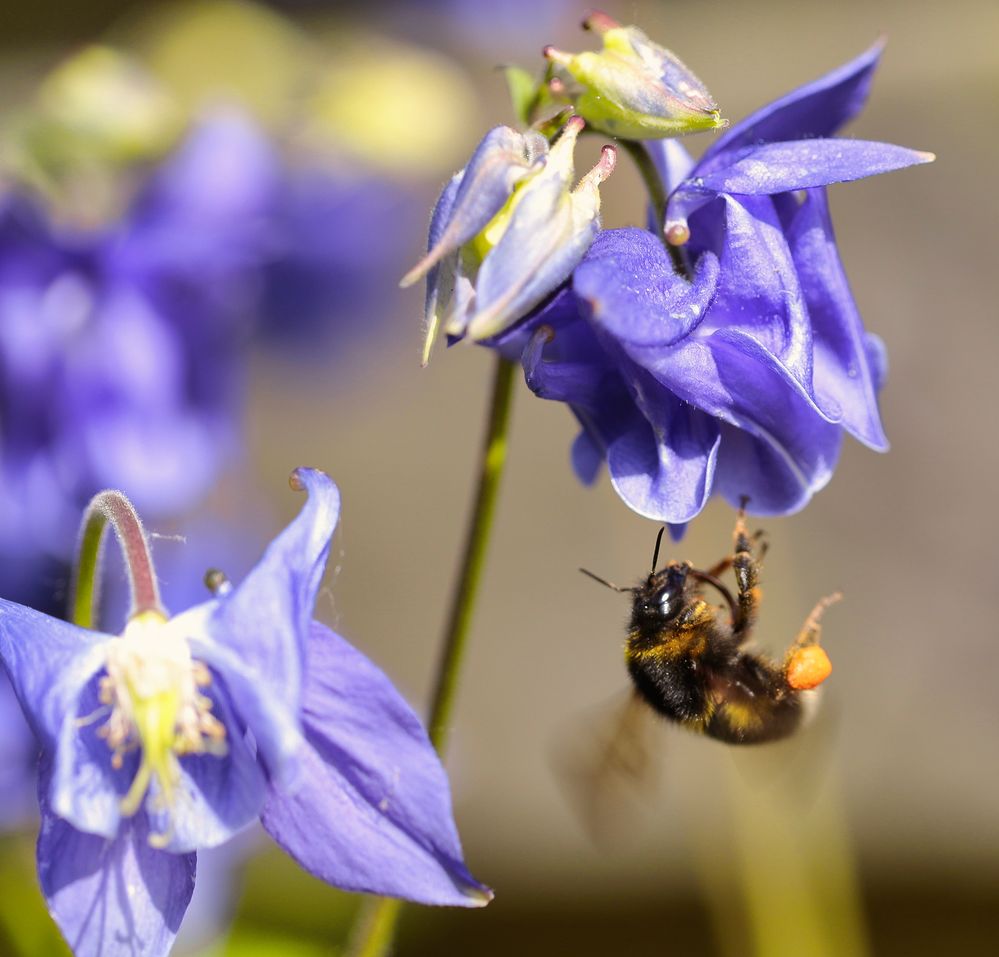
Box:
583, 506, 838, 745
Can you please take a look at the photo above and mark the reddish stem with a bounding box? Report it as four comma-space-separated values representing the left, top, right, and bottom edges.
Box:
71, 490, 163, 629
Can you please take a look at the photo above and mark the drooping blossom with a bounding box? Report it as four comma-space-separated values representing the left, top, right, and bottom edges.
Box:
485, 45, 932, 526
0, 468, 489, 956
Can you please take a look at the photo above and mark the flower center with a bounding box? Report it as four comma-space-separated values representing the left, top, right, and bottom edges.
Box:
97, 610, 227, 847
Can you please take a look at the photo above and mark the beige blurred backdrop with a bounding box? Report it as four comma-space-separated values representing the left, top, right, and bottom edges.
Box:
2, 0, 996, 954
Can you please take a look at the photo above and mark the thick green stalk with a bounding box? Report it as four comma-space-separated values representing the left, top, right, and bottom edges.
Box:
347, 355, 516, 957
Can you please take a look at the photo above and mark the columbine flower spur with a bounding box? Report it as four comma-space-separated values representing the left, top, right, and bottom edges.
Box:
0, 467, 489, 956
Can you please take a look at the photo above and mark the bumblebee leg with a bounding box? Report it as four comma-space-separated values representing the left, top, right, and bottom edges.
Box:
784, 593, 842, 691
793, 593, 843, 647
731, 507, 763, 640
703, 530, 768, 579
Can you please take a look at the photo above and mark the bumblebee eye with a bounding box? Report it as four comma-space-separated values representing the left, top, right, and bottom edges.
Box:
651, 587, 687, 621
634, 584, 682, 622
638, 588, 676, 618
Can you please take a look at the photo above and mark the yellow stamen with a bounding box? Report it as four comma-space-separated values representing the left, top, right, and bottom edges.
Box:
98, 610, 228, 846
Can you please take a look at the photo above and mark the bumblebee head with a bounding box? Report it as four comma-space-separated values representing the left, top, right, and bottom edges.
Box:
633, 561, 692, 625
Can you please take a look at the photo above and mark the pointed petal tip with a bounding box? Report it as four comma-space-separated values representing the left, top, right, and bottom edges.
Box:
465, 883, 495, 907
858, 431, 890, 453
400, 259, 432, 289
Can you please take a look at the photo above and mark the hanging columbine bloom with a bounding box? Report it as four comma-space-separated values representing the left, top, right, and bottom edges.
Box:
402, 117, 615, 364
0, 468, 489, 956
542, 12, 726, 139
487, 45, 933, 527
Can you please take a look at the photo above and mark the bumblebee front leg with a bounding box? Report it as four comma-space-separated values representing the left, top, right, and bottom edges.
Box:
783, 593, 842, 691
730, 505, 764, 640
703, 531, 768, 580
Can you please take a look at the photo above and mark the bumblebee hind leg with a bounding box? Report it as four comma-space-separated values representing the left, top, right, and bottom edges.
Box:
783, 593, 842, 691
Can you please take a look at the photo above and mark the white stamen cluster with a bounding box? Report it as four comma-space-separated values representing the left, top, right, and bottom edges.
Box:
93, 612, 227, 825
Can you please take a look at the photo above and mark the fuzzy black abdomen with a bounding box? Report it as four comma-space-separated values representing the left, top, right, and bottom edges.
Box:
627, 653, 710, 724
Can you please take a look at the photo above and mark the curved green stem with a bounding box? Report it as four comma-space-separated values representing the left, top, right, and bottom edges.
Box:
619, 139, 667, 233
618, 138, 688, 275
347, 354, 517, 957
71, 489, 162, 628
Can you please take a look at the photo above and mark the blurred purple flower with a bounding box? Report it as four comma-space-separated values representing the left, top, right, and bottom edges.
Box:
0, 108, 412, 613
0, 115, 269, 612
490, 45, 932, 526
0, 469, 490, 956
430, 0, 574, 55
258, 165, 415, 354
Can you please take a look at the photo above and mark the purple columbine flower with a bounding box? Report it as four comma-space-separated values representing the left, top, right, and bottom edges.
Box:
490, 45, 932, 527
257, 166, 417, 357
0, 468, 489, 956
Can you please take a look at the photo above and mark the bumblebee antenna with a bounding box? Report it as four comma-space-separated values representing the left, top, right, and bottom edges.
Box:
650, 526, 666, 574
579, 568, 634, 593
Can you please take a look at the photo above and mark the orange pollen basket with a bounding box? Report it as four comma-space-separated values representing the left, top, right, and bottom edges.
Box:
786, 645, 833, 691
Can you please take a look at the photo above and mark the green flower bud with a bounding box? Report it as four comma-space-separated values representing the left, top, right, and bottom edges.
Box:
544, 12, 726, 140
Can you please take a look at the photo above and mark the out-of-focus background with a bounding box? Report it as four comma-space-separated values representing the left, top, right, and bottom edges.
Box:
0, 1, 995, 955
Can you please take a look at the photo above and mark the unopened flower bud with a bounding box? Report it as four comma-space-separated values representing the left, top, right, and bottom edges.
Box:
544, 12, 726, 140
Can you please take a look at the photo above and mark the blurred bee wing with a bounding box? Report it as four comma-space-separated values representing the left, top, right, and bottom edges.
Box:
550, 691, 667, 848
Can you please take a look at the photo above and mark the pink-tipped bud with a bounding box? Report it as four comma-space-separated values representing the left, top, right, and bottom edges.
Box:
582, 11, 620, 35
544, 19, 725, 140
